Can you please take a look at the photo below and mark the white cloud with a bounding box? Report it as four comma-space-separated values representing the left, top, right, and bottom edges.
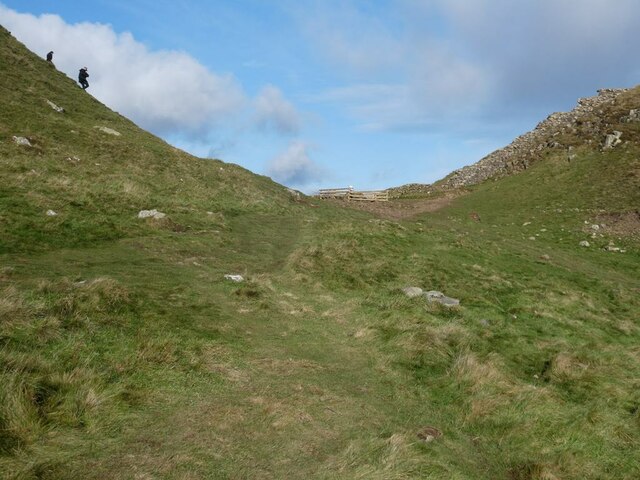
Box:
292, 1, 405, 74
293, 2, 491, 131
295, 0, 640, 131
407, 44, 491, 115
0, 5, 246, 137
423, 0, 640, 106
266, 141, 325, 186
254, 85, 301, 135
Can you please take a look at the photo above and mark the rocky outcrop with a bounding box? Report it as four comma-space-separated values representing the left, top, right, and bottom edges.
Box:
391, 88, 638, 197
437, 88, 629, 190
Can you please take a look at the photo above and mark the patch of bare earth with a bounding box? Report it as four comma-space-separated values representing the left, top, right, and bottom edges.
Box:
596, 210, 640, 240
322, 193, 462, 220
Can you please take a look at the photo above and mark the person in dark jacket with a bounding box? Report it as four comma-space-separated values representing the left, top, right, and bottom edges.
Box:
78, 67, 89, 90
46, 51, 53, 62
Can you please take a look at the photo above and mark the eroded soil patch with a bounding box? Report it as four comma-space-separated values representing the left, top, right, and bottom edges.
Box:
595, 210, 640, 240
323, 193, 462, 220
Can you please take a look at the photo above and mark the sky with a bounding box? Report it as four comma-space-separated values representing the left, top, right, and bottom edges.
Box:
2, 1, 640, 193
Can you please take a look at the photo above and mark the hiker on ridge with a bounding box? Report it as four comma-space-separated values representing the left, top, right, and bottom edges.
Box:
78, 67, 89, 90
46, 51, 53, 62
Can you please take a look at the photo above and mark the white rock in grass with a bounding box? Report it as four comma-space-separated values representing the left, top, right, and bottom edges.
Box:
94, 126, 121, 136
12, 136, 32, 146
46, 99, 64, 113
224, 274, 244, 282
603, 131, 622, 149
138, 209, 166, 219
46, 210, 58, 216
402, 286, 423, 298
425, 290, 460, 307
579, 240, 590, 247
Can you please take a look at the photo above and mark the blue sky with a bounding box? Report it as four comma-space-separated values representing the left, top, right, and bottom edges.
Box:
2, 1, 640, 193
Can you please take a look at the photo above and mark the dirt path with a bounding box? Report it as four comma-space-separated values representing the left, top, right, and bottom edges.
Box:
323, 193, 462, 220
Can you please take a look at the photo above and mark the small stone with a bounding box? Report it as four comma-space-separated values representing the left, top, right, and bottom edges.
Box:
425, 290, 444, 299
287, 188, 302, 200
438, 296, 461, 307
603, 131, 622, 149
224, 274, 244, 282
46, 99, 64, 113
46, 210, 57, 216
425, 290, 460, 307
138, 209, 166, 219
94, 126, 121, 136
528, 236, 536, 241
579, 241, 590, 247
591, 224, 600, 230
12, 136, 32, 146
540, 254, 551, 261
402, 286, 423, 298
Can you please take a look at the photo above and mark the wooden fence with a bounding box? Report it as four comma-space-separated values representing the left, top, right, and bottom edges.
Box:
318, 187, 389, 202
318, 187, 353, 199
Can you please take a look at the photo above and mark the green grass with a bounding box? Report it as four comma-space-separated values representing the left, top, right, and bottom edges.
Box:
1, 24, 640, 479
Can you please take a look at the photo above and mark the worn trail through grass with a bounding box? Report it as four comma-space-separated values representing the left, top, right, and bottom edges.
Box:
2, 215, 445, 479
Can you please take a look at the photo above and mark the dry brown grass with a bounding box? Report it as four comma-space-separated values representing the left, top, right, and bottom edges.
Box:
0, 286, 28, 326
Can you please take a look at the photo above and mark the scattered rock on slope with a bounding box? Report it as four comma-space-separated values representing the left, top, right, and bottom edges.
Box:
224, 274, 244, 282
425, 290, 460, 307
12, 136, 32, 146
138, 209, 166, 219
402, 286, 423, 298
603, 131, 622, 149
95, 126, 121, 136
402, 287, 460, 307
46, 99, 64, 113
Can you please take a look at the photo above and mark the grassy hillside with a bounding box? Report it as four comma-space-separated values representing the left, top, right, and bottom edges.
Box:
1, 25, 639, 480
0, 25, 302, 254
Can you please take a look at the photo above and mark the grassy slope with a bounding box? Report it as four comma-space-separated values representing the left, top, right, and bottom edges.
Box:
0, 26, 299, 254
1, 26, 639, 480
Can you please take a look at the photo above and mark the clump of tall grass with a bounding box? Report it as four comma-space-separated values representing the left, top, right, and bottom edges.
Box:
0, 278, 134, 468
